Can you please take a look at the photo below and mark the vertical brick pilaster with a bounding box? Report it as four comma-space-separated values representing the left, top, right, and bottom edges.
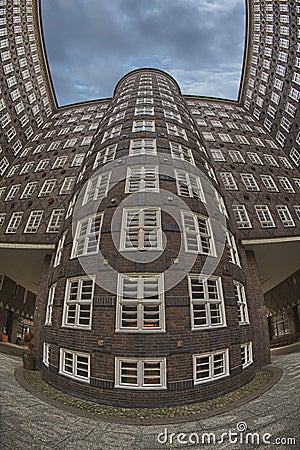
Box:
245, 250, 270, 366
33, 254, 52, 368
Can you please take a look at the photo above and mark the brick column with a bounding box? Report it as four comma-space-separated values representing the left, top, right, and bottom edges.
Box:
245, 250, 270, 366
33, 254, 52, 368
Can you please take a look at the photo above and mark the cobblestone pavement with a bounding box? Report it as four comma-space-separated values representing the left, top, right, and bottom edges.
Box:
0, 344, 299, 450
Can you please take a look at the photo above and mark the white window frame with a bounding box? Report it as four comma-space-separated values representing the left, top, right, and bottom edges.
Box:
220, 172, 238, 190
53, 233, 66, 268
83, 172, 110, 205
188, 275, 226, 330
93, 144, 117, 168
59, 348, 90, 383
71, 214, 103, 258
234, 281, 249, 325
62, 276, 95, 329
6, 212, 23, 233
276, 205, 295, 227
24, 210, 43, 233
255, 205, 275, 228
43, 342, 50, 367
125, 166, 159, 193
45, 283, 56, 325
182, 212, 215, 255
232, 205, 252, 229
46, 209, 65, 233
193, 349, 229, 385
115, 357, 166, 389
175, 170, 205, 201
241, 342, 253, 368
116, 273, 165, 332
38, 179, 56, 197
170, 142, 195, 165
240, 173, 260, 191
226, 231, 240, 266
120, 208, 162, 251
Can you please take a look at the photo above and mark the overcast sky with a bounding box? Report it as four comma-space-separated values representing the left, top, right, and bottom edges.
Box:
41, 0, 245, 106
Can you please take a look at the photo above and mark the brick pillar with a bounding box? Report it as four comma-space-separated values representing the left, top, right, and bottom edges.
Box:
33, 254, 52, 369
245, 250, 270, 366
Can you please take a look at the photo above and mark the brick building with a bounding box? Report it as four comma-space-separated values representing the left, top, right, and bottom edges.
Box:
0, 0, 299, 407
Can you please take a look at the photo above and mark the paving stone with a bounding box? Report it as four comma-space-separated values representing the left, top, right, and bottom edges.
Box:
0, 347, 299, 450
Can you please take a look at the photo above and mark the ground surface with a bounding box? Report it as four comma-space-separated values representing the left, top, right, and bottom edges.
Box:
0, 343, 299, 449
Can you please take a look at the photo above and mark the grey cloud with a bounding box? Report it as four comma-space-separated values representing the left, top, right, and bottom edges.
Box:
41, 0, 245, 105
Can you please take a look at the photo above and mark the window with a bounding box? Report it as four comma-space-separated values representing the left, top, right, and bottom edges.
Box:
232, 205, 252, 229
6, 212, 23, 233
182, 212, 214, 255
220, 172, 238, 190
188, 276, 226, 329
235, 135, 250, 145
45, 283, 56, 325
132, 120, 155, 132
247, 152, 263, 165
116, 274, 164, 331
59, 348, 90, 382
264, 155, 279, 167
163, 109, 181, 122
93, 144, 117, 168
5, 184, 21, 201
71, 153, 85, 167
83, 172, 110, 204
43, 343, 50, 367
52, 156, 67, 169
0, 213, 6, 229
59, 177, 75, 195
53, 233, 66, 267
278, 157, 293, 169
294, 179, 300, 191
218, 133, 233, 143
35, 159, 49, 172
276, 205, 295, 227
115, 357, 166, 389
290, 148, 300, 167
166, 123, 187, 140
71, 214, 103, 257
202, 132, 215, 141
47, 141, 60, 152
278, 177, 295, 193
46, 209, 65, 233
134, 106, 154, 116
241, 173, 260, 191
234, 281, 249, 325
102, 125, 122, 142
255, 205, 275, 228
210, 149, 225, 161
294, 206, 300, 221
0, 157, 9, 176
170, 142, 194, 164
193, 350, 229, 384
39, 179, 56, 197
125, 166, 159, 192
241, 342, 253, 368
228, 150, 245, 163
260, 175, 278, 192
226, 231, 240, 266
175, 170, 204, 201
24, 210, 43, 233
120, 208, 162, 250
62, 277, 95, 329
129, 138, 156, 156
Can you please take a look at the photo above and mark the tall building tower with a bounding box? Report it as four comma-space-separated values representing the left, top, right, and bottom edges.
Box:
39, 68, 265, 407
0, 0, 299, 408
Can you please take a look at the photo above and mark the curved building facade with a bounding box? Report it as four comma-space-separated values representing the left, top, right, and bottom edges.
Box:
0, 0, 299, 408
